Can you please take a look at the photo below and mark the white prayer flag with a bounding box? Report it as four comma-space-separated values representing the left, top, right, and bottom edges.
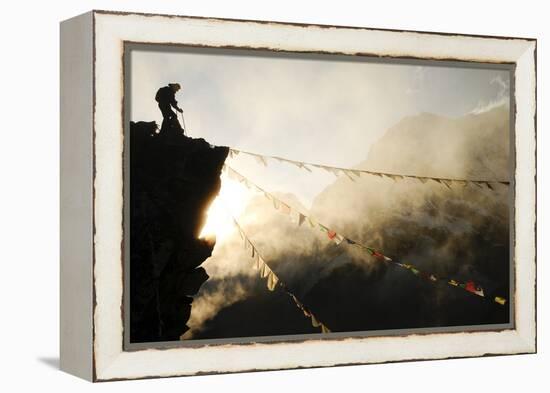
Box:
255, 155, 268, 167
343, 170, 355, 181
333, 233, 345, 245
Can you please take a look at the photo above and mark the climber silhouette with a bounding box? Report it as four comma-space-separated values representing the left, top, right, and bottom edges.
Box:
155, 83, 184, 133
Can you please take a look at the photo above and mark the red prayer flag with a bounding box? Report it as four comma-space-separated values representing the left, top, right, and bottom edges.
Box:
465, 280, 484, 296
327, 230, 337, 240
465, 281, 476, 292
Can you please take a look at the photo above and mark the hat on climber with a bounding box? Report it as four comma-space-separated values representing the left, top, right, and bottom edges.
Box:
168, 83, 181, 91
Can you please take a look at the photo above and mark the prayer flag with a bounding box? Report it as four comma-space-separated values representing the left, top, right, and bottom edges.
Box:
449, 279, 459, 287
327, 230, 337, 240
321, 324, 331, 334
320, 166, 339, 176
255, 155, 268, 167
333, 233, 345, 245
465, 281, 485, 297
267, 271, 279, 291
259, 261, 270, 278
385, 174, 404, 182
495, 296, 507, 305
227, 168, 239, 181
311, 314, 321, 328
291, 294, 302, 308
343, 170, 355, 181
280, 203, 291, 215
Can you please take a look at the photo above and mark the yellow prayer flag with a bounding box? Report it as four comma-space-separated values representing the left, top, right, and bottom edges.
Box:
259, 259, 270, 278
307, 217, 317, 228
311, 314, 321, 328
495, 296, 507, 305
267, 271, 279, 291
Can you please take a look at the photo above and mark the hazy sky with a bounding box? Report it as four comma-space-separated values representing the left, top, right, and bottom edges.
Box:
129, 46, 510, 207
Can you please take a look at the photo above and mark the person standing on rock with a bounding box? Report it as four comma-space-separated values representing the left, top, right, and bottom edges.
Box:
155, 83, 184, 133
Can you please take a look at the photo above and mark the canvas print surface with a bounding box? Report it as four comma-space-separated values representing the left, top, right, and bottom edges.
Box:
125, 45, 512, 345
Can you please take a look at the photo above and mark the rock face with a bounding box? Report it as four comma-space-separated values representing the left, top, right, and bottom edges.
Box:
129, 121, 228, 342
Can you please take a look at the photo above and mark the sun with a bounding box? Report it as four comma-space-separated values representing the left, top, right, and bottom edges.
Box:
199, 174, 253, 242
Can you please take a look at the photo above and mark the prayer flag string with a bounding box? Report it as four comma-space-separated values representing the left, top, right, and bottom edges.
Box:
228, 148, 509, 189
231, 216, 332, 334
223, 165, 508, 306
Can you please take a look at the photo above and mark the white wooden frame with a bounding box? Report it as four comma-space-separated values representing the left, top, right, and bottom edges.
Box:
60, 10, 536, 381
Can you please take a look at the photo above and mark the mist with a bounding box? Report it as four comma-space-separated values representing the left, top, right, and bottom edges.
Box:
186, 103, 510, 339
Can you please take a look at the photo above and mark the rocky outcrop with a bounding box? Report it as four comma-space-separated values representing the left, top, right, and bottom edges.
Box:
129, 121, 228, 342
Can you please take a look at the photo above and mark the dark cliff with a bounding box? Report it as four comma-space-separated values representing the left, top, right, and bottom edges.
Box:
129, 121, 228, 342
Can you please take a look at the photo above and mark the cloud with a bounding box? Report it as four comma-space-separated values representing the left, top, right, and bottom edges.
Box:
470, 74, 510, 114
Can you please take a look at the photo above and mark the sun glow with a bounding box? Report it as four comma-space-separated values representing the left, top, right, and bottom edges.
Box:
199, 175, 253, 242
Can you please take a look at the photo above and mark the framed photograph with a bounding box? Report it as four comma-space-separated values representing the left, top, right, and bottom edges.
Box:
60, 10, 536, 381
